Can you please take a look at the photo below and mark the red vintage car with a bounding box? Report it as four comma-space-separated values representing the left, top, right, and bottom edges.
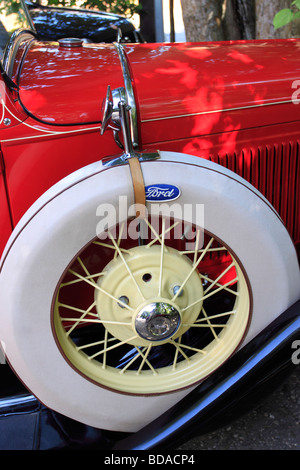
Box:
0, 0, 300, 449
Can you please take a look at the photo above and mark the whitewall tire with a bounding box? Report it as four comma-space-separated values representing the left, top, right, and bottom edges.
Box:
0, 151, 299, 432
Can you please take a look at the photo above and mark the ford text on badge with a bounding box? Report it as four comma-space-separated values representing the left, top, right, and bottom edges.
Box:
145, 184, 181, 202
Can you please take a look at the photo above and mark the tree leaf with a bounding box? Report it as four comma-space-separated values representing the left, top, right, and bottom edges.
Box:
273, 9, 294, 29
292, 0, 300, 10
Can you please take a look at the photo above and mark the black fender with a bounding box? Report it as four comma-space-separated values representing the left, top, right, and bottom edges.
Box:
113, 298, 300, 450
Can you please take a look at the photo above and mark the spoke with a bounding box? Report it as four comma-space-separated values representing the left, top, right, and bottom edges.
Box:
108, 231, 145, 301
195, 310, 236, 322
93, 240, 131, 255
201, 273, 238, 296
158, 218, 166, 296
172, 236, 215, 302
182, 322, 229, 328
102, 329, 109, 369
65, 255, 104, 288
182, 277, 238, 312
137, 345, 156, 374
68, 269, 134, 311
77, 255, 91, 277
182, 304, 233, 330
60, 316, 131, 326
119, 345, 157, 375
61, 272, 104, 287
172, 335, 182, 370
114, 222, 125, 260
144, 218, 162, 246
58, 302, 96, 316
77, 336, 117, 351
171, 340, 206, 355
198, 306, 219, 341
59, 300, 97, 336
203, 261, 236, 295
119, 347, 145, 373
145, 218, 180, 248
193, 229, 202, 265
88, 335, 138, 360
169, 341, 191, 361
180, 247, 227, 255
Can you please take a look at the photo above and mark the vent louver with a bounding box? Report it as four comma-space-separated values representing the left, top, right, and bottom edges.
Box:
209, 142, 300, 245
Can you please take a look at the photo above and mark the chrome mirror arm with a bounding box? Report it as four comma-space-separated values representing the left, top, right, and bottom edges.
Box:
100, 85, 160, 167
118, 95, 135, 157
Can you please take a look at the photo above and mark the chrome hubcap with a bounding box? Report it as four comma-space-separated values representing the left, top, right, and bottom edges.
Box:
134, 301, 181, 341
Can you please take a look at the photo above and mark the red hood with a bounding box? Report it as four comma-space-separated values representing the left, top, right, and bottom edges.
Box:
18, 39, 300, 137
124, 40, 300, 144
18, 41, 124, 124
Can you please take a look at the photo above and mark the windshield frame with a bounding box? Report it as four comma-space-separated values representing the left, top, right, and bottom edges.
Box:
20, 0, 36, 32
3, 28, 36, 78
0, 0, 36, 80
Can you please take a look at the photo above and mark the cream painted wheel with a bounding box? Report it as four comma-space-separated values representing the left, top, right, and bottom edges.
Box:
53, 222, 250, 395
0, 151, 299, 432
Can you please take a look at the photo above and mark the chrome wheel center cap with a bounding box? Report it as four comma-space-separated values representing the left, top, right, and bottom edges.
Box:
135, 301, 181, 342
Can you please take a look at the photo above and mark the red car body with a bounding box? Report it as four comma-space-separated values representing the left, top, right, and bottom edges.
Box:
1, 39, 300, 256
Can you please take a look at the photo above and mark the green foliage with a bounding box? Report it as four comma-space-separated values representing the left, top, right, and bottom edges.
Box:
273, 1, 300, 29
0, 1, 26, 23
1, 0, 141, 18
44, 0, 140, 17
0, 0, 21, 15
82, 0, 141, 17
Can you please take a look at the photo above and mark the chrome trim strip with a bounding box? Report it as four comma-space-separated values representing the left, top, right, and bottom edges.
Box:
0, 393, 38, 414
114, 43, 139, 148
141, 99, 294, 123
102, 151, 160, 167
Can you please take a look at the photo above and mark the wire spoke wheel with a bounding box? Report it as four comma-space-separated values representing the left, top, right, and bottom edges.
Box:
2, 152, 298, 431
53, 216, 251, 394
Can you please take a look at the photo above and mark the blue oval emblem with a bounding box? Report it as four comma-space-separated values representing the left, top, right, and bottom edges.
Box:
145, 184, 181, 202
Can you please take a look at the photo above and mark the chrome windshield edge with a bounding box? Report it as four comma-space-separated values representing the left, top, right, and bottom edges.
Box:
21, 0, 37, 34
3, 29, 36, 79
113, 42, 139, 148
